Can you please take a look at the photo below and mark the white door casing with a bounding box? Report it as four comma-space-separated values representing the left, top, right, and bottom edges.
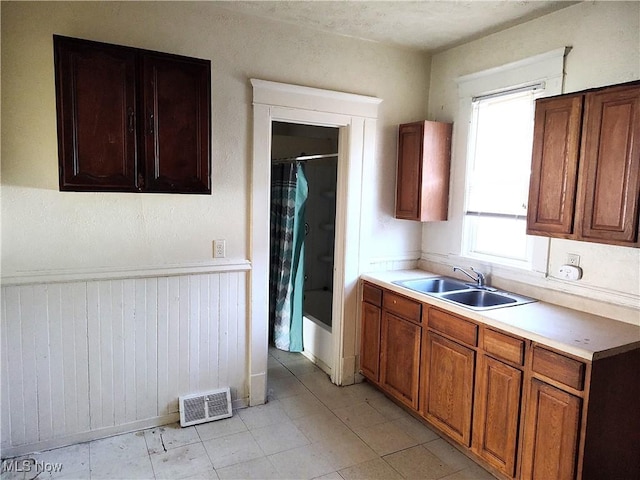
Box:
249, 79, 381, 404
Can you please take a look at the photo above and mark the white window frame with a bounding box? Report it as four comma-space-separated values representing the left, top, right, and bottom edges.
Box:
455, 47, 569, 275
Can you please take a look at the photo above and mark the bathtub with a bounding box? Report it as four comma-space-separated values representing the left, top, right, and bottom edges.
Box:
302, 289, 333, 374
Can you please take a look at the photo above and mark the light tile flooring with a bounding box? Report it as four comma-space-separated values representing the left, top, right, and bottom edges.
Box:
2, 348, 495, 480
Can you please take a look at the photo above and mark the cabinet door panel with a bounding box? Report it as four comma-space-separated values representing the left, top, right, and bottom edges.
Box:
521, 379, 581, 480
380, 312, 421, 409
473, 356, 522, 477
527, 95, 583, 235
578, 85, 640, 244
54, 37, 137, 191
360, 302, 381, 382
396, 123, 423, 220
142, 55, 211, 193
421, 331, 475, 446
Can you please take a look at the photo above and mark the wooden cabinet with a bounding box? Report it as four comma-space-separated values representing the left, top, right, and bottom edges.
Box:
378, 291, 422, 409
360, 283, 382, 382
527, 82, 640, 246
521, 379, 581, 480
473, 330, 526, 478
421, 308, 476, 446
54, 35, 211, 194
359, 280, 640, 480
395, 121, 452, 221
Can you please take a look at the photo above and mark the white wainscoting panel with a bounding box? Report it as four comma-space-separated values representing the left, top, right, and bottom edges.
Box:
1, 269, 248, 456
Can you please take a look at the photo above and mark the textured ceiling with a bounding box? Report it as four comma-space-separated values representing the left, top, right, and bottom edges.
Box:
216, 1, 577, 52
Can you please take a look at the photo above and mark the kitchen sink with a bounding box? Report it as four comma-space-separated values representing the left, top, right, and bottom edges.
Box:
393, 277, 471, 294
442, 290, 517, 308
392, 276, 536, 310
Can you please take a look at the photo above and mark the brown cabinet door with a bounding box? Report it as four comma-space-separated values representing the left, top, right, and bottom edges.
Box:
421, 331, 475, 446
379, 312, 421, 409
142, 55, 211, 193
395, 121, 451, 221
577, 85, 640, 245
521, 379, 581, 480
472, 355, 522, 478
360, 302, 382, 382
54, 37, 138, 191
396, 123, 424, 220
527, 95, 583, 236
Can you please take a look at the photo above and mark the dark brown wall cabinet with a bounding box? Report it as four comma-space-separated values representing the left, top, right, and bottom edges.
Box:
527, 82, 640, 246
395, 121, 452, 221
54, 35, 211, 193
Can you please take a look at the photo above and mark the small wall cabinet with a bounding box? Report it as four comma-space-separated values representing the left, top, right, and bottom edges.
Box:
54, 35, 211, 194
395, 121, 452, 221
527, 81, 640, 246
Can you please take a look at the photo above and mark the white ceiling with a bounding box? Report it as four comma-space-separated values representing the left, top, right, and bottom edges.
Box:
216, 0, 578, 52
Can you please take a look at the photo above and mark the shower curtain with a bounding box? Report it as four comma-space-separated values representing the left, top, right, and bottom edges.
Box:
269, 162, 308, 352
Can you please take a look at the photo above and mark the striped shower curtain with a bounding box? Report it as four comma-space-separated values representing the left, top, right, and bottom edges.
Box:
269, 162, 308, 352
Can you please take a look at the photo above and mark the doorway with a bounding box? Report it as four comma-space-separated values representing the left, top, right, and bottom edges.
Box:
270, 122, 339, 374
250, 79, 381, 405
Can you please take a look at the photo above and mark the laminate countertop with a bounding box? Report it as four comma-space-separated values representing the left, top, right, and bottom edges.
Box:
361, 269, 640, 361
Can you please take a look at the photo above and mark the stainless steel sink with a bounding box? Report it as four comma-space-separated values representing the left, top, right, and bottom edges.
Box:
441, 290, 517, 308
393, 277, 471, 294
392, 276, 536, 311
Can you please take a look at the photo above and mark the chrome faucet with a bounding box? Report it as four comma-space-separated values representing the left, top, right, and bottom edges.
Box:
453, 266, 486, 288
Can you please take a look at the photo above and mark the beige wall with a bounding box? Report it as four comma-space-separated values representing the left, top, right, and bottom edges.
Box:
424, 1, 640, 323
1, 1, 430, 278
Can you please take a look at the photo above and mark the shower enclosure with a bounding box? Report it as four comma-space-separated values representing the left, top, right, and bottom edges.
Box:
270, 122, 338, 373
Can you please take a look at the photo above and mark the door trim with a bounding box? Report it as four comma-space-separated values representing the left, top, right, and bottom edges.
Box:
249, 79, 381, 404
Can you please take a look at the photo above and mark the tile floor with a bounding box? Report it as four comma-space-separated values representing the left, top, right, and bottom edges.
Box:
1, 348, 495, 480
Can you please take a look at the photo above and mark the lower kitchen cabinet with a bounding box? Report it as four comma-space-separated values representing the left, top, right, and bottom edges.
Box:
360, 299, 382, 382
520, 379, 581, 480
421, 330, 475, 446
473, 355, 523, 477
379, 311, 421, 409
359, 280, 639, 480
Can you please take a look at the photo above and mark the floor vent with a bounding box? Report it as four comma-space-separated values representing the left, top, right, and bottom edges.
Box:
179, 387, 232, 427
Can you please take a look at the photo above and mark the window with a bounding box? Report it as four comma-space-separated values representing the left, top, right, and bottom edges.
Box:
462, 86, 542, 268
455, 48, 568, 273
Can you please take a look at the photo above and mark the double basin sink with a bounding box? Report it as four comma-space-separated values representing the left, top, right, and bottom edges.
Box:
392, 276, 536, 311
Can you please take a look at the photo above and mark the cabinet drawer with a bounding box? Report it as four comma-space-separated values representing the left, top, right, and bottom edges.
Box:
484, 329, 525, 366
383, 292, 421, 323
532, 346, 586, 391
363, 283, 382, 306
428, 308, 478, 346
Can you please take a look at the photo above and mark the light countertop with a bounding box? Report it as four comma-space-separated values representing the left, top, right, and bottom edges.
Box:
361, 269, 640, 361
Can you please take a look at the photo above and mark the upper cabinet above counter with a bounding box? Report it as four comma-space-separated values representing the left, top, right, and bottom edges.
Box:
527, 81, 640, 247
395, 120, 452, 221
53, 35, 211, 194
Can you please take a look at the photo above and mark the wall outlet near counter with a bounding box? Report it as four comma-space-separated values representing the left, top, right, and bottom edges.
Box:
566, 253, 580, 266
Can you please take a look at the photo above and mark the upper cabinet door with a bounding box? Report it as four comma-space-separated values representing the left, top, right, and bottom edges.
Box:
395, 121, 452, 221
142, 55, 211, 194
54, 37, 138, 191
577, 85, 640, 245
527, 95, 583, 236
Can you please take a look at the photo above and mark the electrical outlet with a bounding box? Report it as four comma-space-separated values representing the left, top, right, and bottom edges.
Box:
567, 253, 580, 266
213, 239, 226, 258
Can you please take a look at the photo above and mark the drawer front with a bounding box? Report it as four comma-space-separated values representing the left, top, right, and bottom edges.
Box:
363, 283, 382, 306
532, 346, 586, 390
383, 292, 421, 323
428, 308, 478, 346
484, 329, 525, 366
